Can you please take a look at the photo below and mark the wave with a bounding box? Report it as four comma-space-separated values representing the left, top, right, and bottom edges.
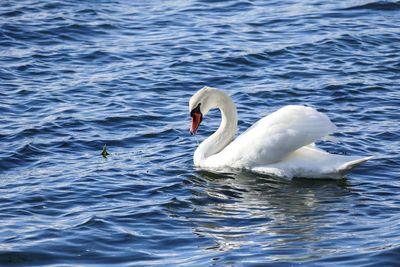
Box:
343, 1, 400, 11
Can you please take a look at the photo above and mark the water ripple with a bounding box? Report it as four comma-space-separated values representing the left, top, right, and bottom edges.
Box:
0, 0, 399, 266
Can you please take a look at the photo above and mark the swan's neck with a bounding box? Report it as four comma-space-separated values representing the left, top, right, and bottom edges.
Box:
194, 94, 237, 165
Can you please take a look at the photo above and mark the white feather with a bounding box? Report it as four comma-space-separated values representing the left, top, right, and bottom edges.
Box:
210, 105, 337, 168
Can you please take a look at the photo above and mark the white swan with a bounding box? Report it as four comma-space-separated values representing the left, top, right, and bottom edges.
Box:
189, 86, 372, 179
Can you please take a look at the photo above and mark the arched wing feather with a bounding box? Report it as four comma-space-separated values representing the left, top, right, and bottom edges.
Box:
212, 105, 337, 168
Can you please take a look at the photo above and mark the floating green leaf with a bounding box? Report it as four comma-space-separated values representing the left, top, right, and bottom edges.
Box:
101, 144, 110, 158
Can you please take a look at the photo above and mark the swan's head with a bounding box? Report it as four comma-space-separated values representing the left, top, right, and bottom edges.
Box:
189, 86, 224, 135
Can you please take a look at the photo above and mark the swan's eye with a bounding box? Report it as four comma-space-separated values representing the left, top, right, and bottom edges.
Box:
190, 103, 202, 117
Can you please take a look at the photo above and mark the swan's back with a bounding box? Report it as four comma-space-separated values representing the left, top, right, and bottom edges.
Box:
205, 105, 337, 168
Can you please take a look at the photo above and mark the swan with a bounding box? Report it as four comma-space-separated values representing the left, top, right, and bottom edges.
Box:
189, 86, 372, 179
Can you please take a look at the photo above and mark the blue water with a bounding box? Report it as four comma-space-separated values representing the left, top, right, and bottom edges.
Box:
1, 0, 400, 266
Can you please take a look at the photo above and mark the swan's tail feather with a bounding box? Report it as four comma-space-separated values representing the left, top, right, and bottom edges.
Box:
338, 156, 373, 175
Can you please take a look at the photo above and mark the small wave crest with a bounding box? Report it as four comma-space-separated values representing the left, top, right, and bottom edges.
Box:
343, 1, 400, 11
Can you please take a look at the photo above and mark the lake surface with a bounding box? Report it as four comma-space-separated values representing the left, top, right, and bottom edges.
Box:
1, 0, 400, 266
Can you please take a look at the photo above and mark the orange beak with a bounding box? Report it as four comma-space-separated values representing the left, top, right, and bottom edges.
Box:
190, 105, 203, 135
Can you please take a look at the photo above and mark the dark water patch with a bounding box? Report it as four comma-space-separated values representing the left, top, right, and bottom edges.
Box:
1, 10, 24, 17
0, 251, 59, 266
39, 1, 73, 10
78, 50, 124, 63
45, 23, 108, 38
343, 1, 400, 11
76, 8, 99, 15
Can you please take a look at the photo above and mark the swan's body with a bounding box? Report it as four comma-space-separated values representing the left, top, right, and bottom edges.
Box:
189, 86, 371, 179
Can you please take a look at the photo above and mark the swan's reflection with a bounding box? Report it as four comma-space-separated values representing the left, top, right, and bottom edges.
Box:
185, 170, 351, 257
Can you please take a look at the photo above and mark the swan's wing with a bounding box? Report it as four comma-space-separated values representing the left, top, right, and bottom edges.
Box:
253, 146, 372, 179
213, 105, 337, 168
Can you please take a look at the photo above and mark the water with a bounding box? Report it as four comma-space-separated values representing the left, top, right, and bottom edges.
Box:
1, 0, 399, 266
